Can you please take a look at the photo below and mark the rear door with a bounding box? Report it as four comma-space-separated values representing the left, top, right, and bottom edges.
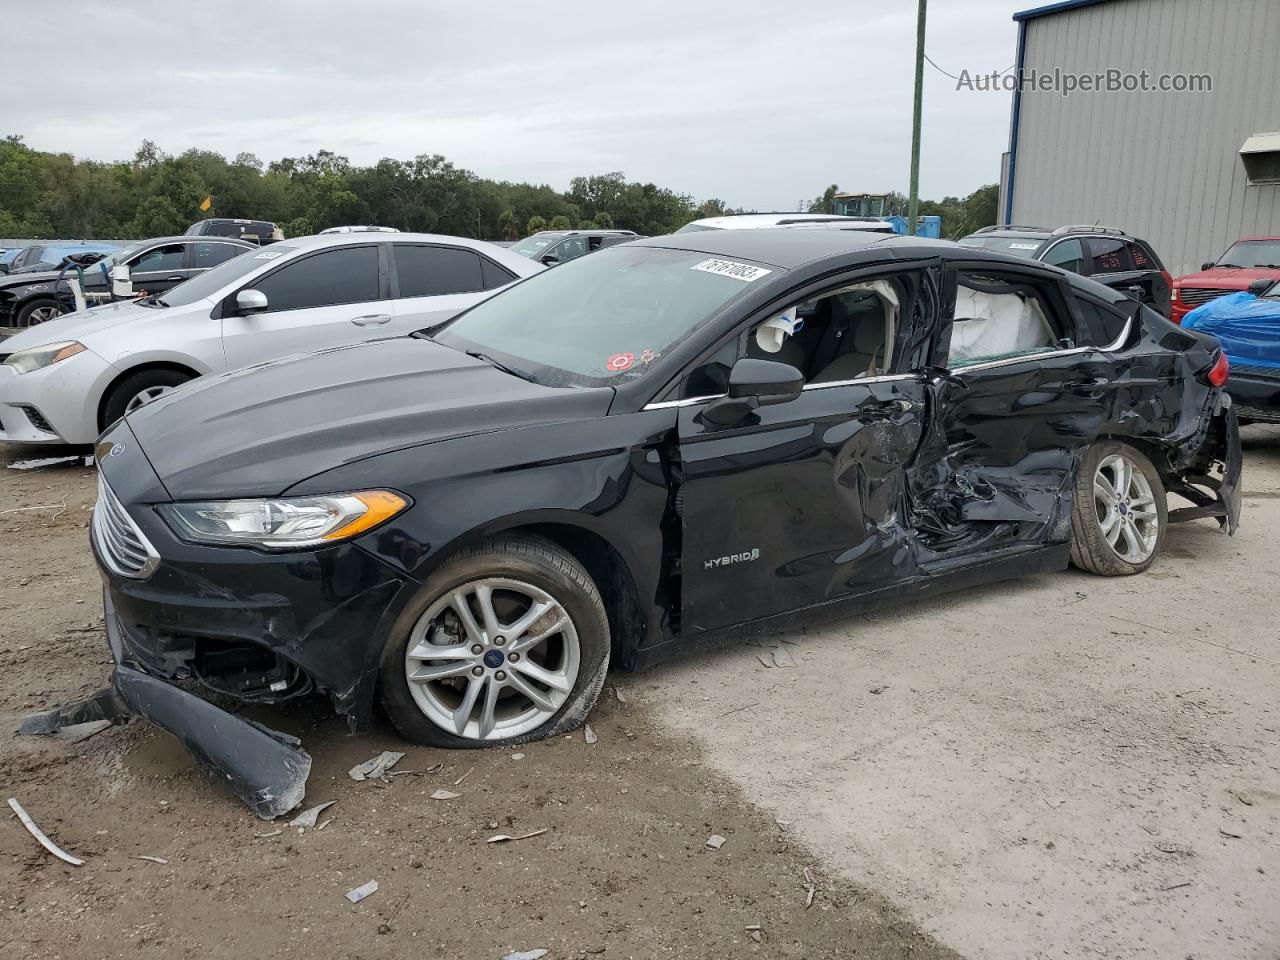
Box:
675, 265, 935, 633
388, 243, 508, 333
220, 244, 385, 368
129, 242, 191, 295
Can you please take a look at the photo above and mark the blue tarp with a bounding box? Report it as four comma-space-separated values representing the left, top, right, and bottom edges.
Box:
1183, 292, 1280, 371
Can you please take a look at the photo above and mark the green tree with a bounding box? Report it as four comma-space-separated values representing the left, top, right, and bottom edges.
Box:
526, 215, 547, 235
548, 214, 571, 230
808, 184, 840, 214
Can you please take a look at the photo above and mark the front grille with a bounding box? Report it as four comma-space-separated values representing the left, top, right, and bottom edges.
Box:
92, 474, 159, 579
1179, 287, 1238, 308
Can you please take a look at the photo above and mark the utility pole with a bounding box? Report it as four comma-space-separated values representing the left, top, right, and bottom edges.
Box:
907, 0, 927, 235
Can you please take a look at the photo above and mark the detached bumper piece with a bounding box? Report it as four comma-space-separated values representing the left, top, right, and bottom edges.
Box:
19, 603, 312, 820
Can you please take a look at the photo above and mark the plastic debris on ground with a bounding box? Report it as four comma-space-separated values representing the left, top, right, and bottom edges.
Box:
772, 646, 797, 668
7, 797, 84, 866
503, 950, 549, 960
7, 456, 80, 470
430, 789, 460, 801
288, 800, 336, 829
584, 723, 598, 745
344, 880, 379, 903
132, 855, 168, 864
348, 751, 404, 782
486, 828, 548, 844
55, 720, 112, 743
705, 834, 726, 850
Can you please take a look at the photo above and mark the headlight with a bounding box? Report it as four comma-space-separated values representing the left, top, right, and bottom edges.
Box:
158, 490, 409, 549
4, 341, 86, 374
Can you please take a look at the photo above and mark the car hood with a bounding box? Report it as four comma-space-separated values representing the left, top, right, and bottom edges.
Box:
124, 336, 615, 500
1176, 266, 1280, 288
0, 298, 171, 353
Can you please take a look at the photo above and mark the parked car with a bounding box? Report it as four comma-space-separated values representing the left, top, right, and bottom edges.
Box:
0, 233, 541, 444
0, 247, 26, 273
677, 213, 895, 233
959, 225, 1173, 317
1184, 277, 1280, 422
1171, 236, 1280, 324
507, 229, 639, 266
0, 236, 253, 328
3, 241, 121, 276
185, 218, 283, 244
74, 228, 1240, 814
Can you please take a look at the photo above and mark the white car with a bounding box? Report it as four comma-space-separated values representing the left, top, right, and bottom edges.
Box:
0, 233, 541, 445
676, 213, 897, 233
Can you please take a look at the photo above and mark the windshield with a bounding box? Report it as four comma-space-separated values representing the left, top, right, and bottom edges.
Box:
1217, 240, 1280, 269
433, 245, 777, 387
84, 241, 147, 273
507, 232, 565, 258
958, 235, 1048, 258
157, 245, 292, 307
674, 222, 718, 233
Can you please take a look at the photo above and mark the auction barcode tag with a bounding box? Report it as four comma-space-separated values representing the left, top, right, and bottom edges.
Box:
691, 258, 772, 282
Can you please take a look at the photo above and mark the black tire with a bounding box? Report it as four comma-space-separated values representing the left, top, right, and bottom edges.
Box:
100, 368, 193, 430
16, 297, 66, 327
1069, 440, 1167, 576
379, 535, 610, 748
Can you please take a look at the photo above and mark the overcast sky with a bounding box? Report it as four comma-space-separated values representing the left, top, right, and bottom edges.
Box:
7, 0, 1031, 208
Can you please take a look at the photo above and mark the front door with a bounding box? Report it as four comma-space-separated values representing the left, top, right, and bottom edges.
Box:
675, 268, 934, 634
128, 242, 191, 296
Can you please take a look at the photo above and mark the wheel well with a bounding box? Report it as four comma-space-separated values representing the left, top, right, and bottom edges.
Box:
509, 523, 646, 669
1094, 434, 1174, 481
97, 361, 201, 431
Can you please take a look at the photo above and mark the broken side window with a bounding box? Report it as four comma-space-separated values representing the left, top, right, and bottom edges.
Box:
947, 273, 1062, 368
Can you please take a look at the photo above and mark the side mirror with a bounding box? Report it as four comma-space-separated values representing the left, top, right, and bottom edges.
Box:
704, 358, 803, 425
236, 288, 269, 315
1201, 261, 1216, 272
1247, 278, 1274, 297
540, 254, 560, 266
110, 263, 133, 297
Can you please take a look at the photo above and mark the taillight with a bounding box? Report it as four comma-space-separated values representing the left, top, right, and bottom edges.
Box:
1207, 352, 1230, 387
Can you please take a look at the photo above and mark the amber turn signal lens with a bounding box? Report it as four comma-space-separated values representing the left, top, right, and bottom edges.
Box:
321, 490, 409, 541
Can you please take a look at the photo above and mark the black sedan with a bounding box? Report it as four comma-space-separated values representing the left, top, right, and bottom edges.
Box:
49, 229, 1241, 816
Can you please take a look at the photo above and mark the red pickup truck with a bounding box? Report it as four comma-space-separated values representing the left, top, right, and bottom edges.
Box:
1172, 237, 1280, 323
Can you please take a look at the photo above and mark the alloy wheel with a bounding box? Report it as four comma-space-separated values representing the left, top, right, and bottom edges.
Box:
404, 577, 580, 741
125, 385, 175, 413
1093, 453, 1159, 563
26, 304, 62, 326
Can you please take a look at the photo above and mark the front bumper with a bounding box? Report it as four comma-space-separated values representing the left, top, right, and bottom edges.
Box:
0, 349, 113, 445
1226, 364, 1280, 423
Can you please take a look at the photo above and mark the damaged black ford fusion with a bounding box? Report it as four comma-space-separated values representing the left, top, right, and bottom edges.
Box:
46, 229, 1240, 816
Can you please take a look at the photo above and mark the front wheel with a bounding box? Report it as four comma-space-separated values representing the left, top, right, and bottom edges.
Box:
379, 536, 610, 748
1069, 440, 1167, 575
100, 369, 193, 430
16, 297, 65, 327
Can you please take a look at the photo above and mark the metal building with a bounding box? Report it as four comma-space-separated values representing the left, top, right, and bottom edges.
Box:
999, 0, 1280, 275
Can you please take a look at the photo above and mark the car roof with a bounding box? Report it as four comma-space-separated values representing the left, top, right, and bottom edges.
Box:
1237, 236, 1280, 243
636, 227, 955, 270
266, 231, 545, 277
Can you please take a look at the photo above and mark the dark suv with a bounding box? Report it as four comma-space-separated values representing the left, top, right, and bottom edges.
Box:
507, 229, 639, 266
960, 225, 1173, 318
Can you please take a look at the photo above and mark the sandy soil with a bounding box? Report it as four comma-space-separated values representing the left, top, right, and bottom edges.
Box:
0, 442, 956, 960
648, 426, 1280, 959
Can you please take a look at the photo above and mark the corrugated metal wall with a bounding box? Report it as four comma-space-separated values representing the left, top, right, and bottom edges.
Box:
1009, 0, 1280, 276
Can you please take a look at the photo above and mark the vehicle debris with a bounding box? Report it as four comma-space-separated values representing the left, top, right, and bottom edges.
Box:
772, 646, 798, 668
486, 828, 548, 843
454, 766, 474, 786
430, 789, 460, 801
614, 686, 627, 703
344, 880, 379, 903
132, 855, 169, 864
348, 751, 404, 782
289, 800, 337, 829
584, 723, 599, 744
425, 761, 445, 774
803, 866, 816, 908
7, 456, 80, 470
747, 924, 764, 942
502, 950, 549, 960
511, 752, 525, 760
7, 797, 84, 866
254, 829, 283, 839
55, 720, 112, 744
705, 834, 727, 850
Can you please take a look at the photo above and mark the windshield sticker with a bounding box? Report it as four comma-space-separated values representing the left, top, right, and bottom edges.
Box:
640, 349, 659, 364
253, 251, 285, 259
691, 258, 772, 282
1009, 242, 1041, 251
606, 352, 635, 372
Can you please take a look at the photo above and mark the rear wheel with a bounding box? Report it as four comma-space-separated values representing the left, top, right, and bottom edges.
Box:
379, 536, 609, 748
16, 297, 65, 327
100, 369, 193, 429
1070, 440, 1167, 576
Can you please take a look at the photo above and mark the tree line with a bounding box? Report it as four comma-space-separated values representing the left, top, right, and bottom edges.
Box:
0, 134, 996, 242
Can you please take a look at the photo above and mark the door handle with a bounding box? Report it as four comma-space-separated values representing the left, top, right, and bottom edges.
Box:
866, 398, 914, 416
1064, 377, 1110, 394
165, 275, 184, 281
350, 314, 392, 326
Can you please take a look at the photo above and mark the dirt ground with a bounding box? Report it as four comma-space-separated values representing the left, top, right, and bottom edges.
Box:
648, 426, 1280, 960
0, 442, 956, 959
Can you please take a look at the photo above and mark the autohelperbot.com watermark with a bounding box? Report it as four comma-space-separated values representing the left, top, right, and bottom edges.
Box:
957, 67, 1212, 96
